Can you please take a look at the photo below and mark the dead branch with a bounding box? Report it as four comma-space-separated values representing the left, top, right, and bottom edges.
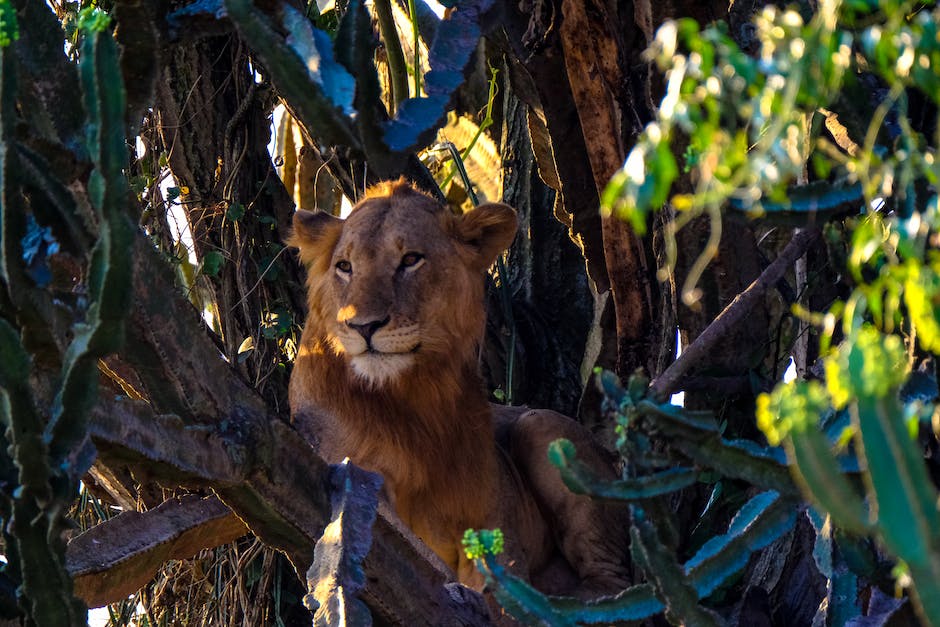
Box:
650, 228, 821, 398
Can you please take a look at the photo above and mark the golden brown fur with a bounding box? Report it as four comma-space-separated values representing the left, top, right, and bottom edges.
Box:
289, 180, 629, 594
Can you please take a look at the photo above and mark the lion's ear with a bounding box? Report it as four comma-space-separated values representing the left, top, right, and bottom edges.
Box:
288, 209, 344, 271
457, 202, 518, 269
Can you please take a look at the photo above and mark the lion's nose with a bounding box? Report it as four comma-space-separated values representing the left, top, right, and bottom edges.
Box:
347, 317, 390, 343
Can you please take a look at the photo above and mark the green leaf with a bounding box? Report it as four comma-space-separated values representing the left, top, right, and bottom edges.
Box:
76, 7, 111, 34
201, 250, 224, 277
0, 1, 19, 48
226, 202, 245, 222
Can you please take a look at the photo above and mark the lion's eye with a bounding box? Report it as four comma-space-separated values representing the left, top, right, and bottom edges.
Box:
336, 260, 352, 274
400, 252, 424, 270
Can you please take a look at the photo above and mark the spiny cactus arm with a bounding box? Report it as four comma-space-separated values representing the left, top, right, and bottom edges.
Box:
808, 512, 865, 626
634, 400, 797, 495
382, 0, 495, 153
0, 34, 85, 620
112, 0, 159, 132
630, 505, 724, 627
786, 427, 870, 535
333, 0, 396, 174
475, 553, 669, 625
472, 553, 582, 626
0, 44, 24, 297
599, 373, 796, 493
324, 0, 440, 193
854, 395, 940, 625
683, 491, 799, 598
471, 492, 795, 623
0, 54, 75, 356
0, 314, 49, 500
548, 438, 700, 500
10, 497, 86, 624
0, 320, 86, 624
14, 143, 94, 256
8, 0, 85, 150
728, 179, 864, 220
0, 24, 85, 622
46, 25, 135, 470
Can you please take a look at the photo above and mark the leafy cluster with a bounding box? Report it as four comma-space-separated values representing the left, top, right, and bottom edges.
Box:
461, 528, 504, 560
0, 1, 18, 48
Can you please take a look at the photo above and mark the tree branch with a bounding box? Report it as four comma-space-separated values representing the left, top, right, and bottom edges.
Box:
68, 495, 247, 608
650, 228, 821, 398
83, 396, 490, 624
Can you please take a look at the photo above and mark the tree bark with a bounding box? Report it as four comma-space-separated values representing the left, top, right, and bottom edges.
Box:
154, 34, 306, 409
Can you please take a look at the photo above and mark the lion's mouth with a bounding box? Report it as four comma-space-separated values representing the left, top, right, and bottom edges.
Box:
366, 343, 421, 354
360, 342, 421, 356
349, 350, 418, 385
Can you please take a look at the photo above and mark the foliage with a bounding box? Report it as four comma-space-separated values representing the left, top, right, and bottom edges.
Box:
462, 528, 504, 560
0, 1, 18, 47
593, 0, 940, 624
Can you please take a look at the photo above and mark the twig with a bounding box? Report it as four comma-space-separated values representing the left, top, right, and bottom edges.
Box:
227, 245, 290, 314
407, 0, 421, 97
650, 228, 821, 398
373, 0, 409, 113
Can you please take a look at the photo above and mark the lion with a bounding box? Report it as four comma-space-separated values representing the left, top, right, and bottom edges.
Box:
288, 179, 630, 597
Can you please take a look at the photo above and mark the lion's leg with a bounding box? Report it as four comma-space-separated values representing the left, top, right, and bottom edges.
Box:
509, 409, 632, 597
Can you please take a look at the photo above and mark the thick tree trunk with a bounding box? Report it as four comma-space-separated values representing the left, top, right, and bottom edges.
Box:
154, 34, 306, 409
492, 72, 594, 417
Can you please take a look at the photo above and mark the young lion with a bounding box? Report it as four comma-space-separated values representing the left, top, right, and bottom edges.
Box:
289, 179, 629, 595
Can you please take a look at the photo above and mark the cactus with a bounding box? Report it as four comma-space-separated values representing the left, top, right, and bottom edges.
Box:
598, 372, 796, 495
381, 0, 493, 152
469, 490, 797, 624
224, 0, 489, 181
548, 438, 700, 500
728, 179, 864, 220
47, 19, 134, 467
759, 326, 940, 625
0, 13, 88, 622
224, 0, 362, 152
470, 370, 807, 624
808, 510, 865, 626
0, 10, 133, 623
757, 382, 870, 535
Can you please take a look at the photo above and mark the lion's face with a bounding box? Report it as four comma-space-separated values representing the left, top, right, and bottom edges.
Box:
290, 181, 517, 387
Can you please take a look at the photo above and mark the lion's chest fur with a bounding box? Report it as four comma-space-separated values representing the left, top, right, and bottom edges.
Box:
290, 340, 509, 566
